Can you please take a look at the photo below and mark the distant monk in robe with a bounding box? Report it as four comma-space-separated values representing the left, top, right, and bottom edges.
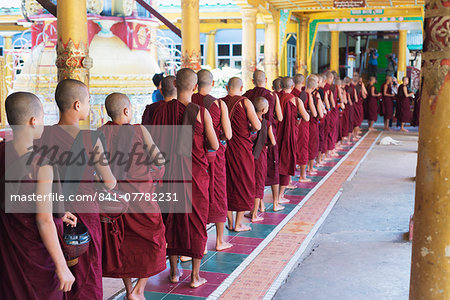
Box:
324, 71, 338, 157
396, 77, 415, 132
35, 79, 117, 300
249, 97, 276, 222
192, 69, 233, 251
367, 76, 382, 131
99, 93, 167, 300
291, 74, 307, 169
307, 76, 324, 174
0, 92, 77, 300
337, 80, 350, 145
343, 77, 355, 142
278, 77, 309, 205
272, 77, 282, 94
316, 75, 329, 167
224, 77, 261, 231
152, 68, 219, 288
244, 70, 283, 213
382, 75, 396, 131
142, 76, 176, 125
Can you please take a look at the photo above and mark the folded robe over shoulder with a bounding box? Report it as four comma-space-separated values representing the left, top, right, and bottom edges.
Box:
277, 93, 298, 176
98, 122, 166, 278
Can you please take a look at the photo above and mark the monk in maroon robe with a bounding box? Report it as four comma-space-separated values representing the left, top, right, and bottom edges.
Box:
307, 78, 324, 174
396, 77, 415, 132
291, 74, 307, 169
99, 93, 166, 299
367, 76, 382, 131
411, 89, 421, 127
142, 76, 177, 125
224, 77, 261, 231
323, 72, 338, 158
244, 70, 283, 211
1, 92, 77, 300
336, 80, 349, 145
278, 77, 310, 205
35, 80, 117, 300
382, 75, 396, 131
192, 69, 233, 251
249, 97, 276, 222
152, 68, 219, 288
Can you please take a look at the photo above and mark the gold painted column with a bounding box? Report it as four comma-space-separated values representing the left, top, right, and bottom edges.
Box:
242, 8, 257, 91
4, 35, 13, 89
56, 0, 91, 85
410, 0, 450, 298
206, 31, 216, 69
297, 17, 308, 76
330, 31, 340, 74
264, 17, 278, 88
181, 0, 201, 70
397, 29, 407, 81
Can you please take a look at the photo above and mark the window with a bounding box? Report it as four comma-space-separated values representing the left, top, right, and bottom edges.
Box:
287, 43, 297, 77
216, 43, 242, 69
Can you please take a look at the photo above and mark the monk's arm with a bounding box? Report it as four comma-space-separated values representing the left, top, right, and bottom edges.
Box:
219, 100, 232, 140
353, 89, 359, 103
361, 83, 368, 98
268, 125, 276, 146
93, 139, 117, 190
244, 99, 262, 131
273, 93, 283, 122
35, 165, 75, 292
203, 109, 219, 151
329, 91, 336, 108
296, 99, 310, 122
404, 85, 414, 97
317, 98, 324, 119
140, 125, 166, 166
323, 92, 331, 110
308, 95, 318, 118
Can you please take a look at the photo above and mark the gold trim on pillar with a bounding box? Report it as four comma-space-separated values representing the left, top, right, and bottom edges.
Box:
242, 7, 258, 90
181, 0, 201, 70
55, 39, 92, 84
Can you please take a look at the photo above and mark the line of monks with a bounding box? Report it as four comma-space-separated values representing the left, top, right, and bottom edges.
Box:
0, 68, 419, 300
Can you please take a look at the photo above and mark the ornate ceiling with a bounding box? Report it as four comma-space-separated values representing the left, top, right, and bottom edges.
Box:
267, 0, 424, 10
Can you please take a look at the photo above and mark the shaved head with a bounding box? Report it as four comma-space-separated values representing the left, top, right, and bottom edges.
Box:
5, 92, 43, 125
253, 70, 266, 86
293, 74, 305, 85
105, 93, 131, 120
272, 78, 282, 91
306, 75, 319, 89
176, 68, 198, 92
161, 75, 176, 98
280, 77, 294, 90
55, 79, 89, 112
197, 69, 214, 89
253, 96, 269, 113
227, 77, 243, 90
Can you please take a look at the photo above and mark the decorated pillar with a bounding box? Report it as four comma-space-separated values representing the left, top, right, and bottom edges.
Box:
264, 18, 278, 88
330, 31, 340, 73
206, 31, 216, 69
56, 0, 91, 85
410, 0, 450, 298
3, 35, 13, 88
397, 29, 407, 81
242, 8, 257, 90
181, 0, 201, 70
0, 57, 6, 126
297, 16, 308, 75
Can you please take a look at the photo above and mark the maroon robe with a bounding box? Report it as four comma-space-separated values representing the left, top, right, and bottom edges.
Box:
244, 87, 279, 187
142, 101, 164, 125
35, 126, 103, 300
226, 96, 255, 212
412, 90, 421, 127
324, 84, 336, 151
98, 122, 166, 278
297, 91, 310, 165
367, 84, 380, 122
152, 100, 210, 259
253, 119, 269, 199
308, 93, 320, 161
382, 83, 395, 120
277, 93, 298, 177
355, 83, 365, 126
396, 84, 412, 123
0, 142, 64, 300
192, 93, 227, 223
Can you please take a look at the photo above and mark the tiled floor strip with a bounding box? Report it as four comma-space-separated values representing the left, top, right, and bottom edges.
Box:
212, 131, 380, 300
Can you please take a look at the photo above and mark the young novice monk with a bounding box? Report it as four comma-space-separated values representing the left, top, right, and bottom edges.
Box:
367, 76, 382, 131
192, 69, 233, 251
35, 79, 117, 300
0, 92, 77, 300
223, 77, 261, 231
152, 68, 219, 288
142, 75, 176, 124
99, 93, 167, 300
244, 70, 283, 216
249, 97, 276, 221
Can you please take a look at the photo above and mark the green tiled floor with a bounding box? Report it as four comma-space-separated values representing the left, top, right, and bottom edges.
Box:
224, 223, 277, 238
144, 291, 205, 300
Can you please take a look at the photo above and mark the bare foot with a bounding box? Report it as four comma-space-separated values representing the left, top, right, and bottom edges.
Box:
234, 224, 252, 232
259, 203, 266, 213
298, 177, 312, 183
226, 225, 234, 231
384, 127, 391, 131
127, 293, 145, 300
169, 268, 183, 283
216, 241, 233, 251
286, 183, 296, 189
278, 197, 290, 204
190, 277, 207, 288
400, 128, 409, 132
180, 256, 192, 263
273, 204, 285, 212
251, 215, 264, 222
